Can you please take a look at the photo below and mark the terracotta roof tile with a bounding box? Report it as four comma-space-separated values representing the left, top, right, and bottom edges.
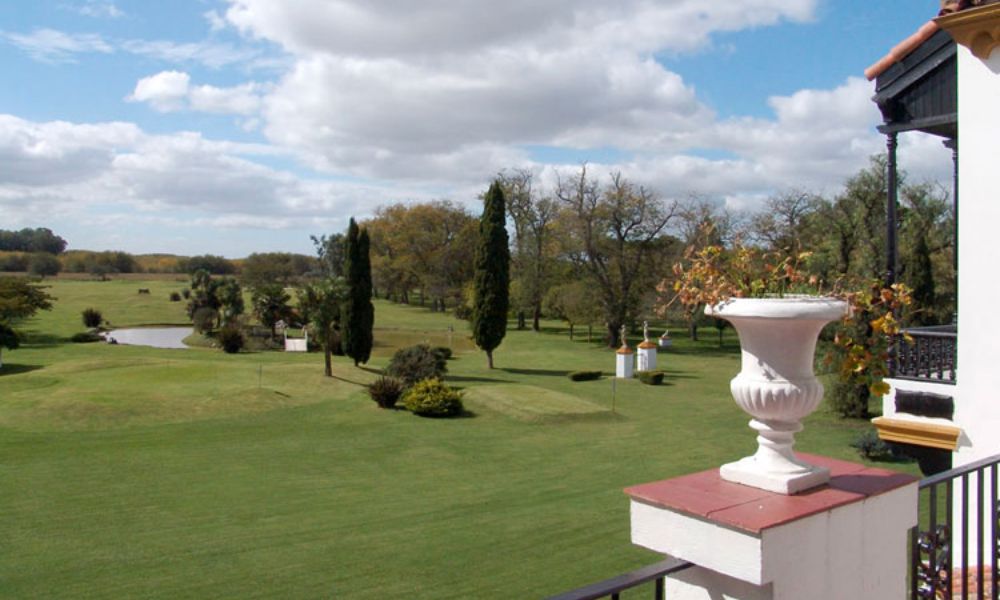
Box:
865, 20, 941, 80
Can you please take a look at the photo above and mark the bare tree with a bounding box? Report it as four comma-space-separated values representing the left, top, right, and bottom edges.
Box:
498, 168, 558, 331
556, 166, 678, 347
748, 190, 821, 256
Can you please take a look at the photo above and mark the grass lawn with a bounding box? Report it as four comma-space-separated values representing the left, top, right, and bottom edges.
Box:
0, 278, 917, 598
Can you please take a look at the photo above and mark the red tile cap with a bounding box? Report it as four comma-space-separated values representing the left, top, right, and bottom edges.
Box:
625, 453, 918, 534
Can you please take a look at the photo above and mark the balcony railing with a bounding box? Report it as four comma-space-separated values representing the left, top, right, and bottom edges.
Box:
545, 557, 693, 600
911, 453, 1000, 599
892, 324, 957, 384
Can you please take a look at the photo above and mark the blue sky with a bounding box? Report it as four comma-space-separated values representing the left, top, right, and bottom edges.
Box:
0, 1, 949, 257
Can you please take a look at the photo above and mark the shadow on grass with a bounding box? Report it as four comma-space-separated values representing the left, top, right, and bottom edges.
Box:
0, 363, 44, 376
327, 373, 370, 387
666, 344, 740, 358
20, 331, 65, 348
444, 374, 511, 384
500, 367, 571, 377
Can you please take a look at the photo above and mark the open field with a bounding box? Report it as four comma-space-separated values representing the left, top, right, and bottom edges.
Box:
0, 278, 916, 598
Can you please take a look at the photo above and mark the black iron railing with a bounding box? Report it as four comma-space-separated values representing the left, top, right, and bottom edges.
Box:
893, 325, 957, 384
545, 557, 693, 600
911, 453, 1000, 599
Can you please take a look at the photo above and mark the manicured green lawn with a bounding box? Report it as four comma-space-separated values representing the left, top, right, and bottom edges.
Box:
0, 278, 915, 598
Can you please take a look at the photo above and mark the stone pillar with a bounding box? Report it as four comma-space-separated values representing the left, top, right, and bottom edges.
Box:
637, 341, 657, 372
626, 454, 918, 600
616, 346, 634, 378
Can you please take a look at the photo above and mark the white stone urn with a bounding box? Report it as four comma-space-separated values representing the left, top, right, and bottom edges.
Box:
707, 296, 848, 494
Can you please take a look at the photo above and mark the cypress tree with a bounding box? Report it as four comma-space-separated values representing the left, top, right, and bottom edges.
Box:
472, 181, 510, 368
342, 218, 374, 366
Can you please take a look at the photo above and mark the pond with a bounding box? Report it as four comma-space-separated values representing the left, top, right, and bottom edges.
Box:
106, 327, 193, 349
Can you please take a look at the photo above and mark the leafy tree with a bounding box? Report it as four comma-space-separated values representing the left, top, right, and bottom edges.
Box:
178, 255, 236, 275
365, 201, 476, 308
192, 307, 219, 334
251, 283, 293, 339
28, 253, 61, 277
0, 277, 53, 369
186, 269, 223, 325
0, 253, 28, 272
81, 308, 103, 329
544, 281, 602, 341
311, 233, 346, 278
556, 167, 678, 347
472, 181, 510, 369
298, 277, 348, 376
0, 322, 18, 370
0, 276, 55, 324
240, 252, 317, 289
342, 219, 374, 366
0, 227, 67, 254
217, 279, 245, 326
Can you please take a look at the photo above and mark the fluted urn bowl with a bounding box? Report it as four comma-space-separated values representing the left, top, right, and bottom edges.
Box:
706, 296, 848, 494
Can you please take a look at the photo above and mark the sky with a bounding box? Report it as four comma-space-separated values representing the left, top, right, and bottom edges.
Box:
0, 1, 953, 257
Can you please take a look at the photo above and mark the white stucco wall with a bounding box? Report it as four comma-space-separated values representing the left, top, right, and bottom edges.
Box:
955, 44, 1000, 466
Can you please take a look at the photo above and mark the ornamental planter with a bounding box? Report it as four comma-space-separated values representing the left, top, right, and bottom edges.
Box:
707, 296, 848, 494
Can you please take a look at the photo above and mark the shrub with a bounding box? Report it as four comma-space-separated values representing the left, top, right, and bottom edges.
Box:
169, 291, 182, 302
568, 370, 602, 382
385, 344, 447, 386
70, 332, 102, 343
181, 288, 191, 300
81, 308, 103, 329
218, 325, 245, 354
851, 429, 898, 461
368, 376, 404, 409
432, 346, 453, 361
453, 303, 473, 320
402, 378, 464, 417
192, 307, 219, 333
638, 370, 665, 385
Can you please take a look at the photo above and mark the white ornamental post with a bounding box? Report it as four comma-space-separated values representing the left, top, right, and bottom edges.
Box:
637, 320, 658, 372
616, 324, 634, 378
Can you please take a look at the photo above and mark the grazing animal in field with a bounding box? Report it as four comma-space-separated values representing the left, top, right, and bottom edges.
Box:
138, 288, 150, 294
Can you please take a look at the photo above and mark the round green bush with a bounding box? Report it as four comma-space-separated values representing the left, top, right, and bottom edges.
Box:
402, 378, 464, 418
217, 325, 245, 354
169, 292, 182, 302
637, 370, 665, 385
368, 376, 404, 409
81, 307, 103, 329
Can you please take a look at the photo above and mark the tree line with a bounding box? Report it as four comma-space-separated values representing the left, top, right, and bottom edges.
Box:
357, 155, 952, 349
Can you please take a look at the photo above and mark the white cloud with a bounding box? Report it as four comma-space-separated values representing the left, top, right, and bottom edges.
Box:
0, 114, 430, 245
127, 71, 265, 115
204, 10, 228, 33
209, 0, 829, 186
127, 71, 191, 112
121, 39, 262, 70
0, 28, 112, 63
74, 1, 124, 19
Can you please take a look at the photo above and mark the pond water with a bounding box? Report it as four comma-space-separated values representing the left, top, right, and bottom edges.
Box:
106, 327, 193, 349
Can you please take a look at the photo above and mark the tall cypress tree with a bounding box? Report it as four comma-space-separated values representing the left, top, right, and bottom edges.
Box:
342, 218, 374, 366
472, 181, 510, 369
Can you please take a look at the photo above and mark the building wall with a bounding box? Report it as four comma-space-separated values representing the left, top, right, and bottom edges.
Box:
955, 43, 1000, 466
